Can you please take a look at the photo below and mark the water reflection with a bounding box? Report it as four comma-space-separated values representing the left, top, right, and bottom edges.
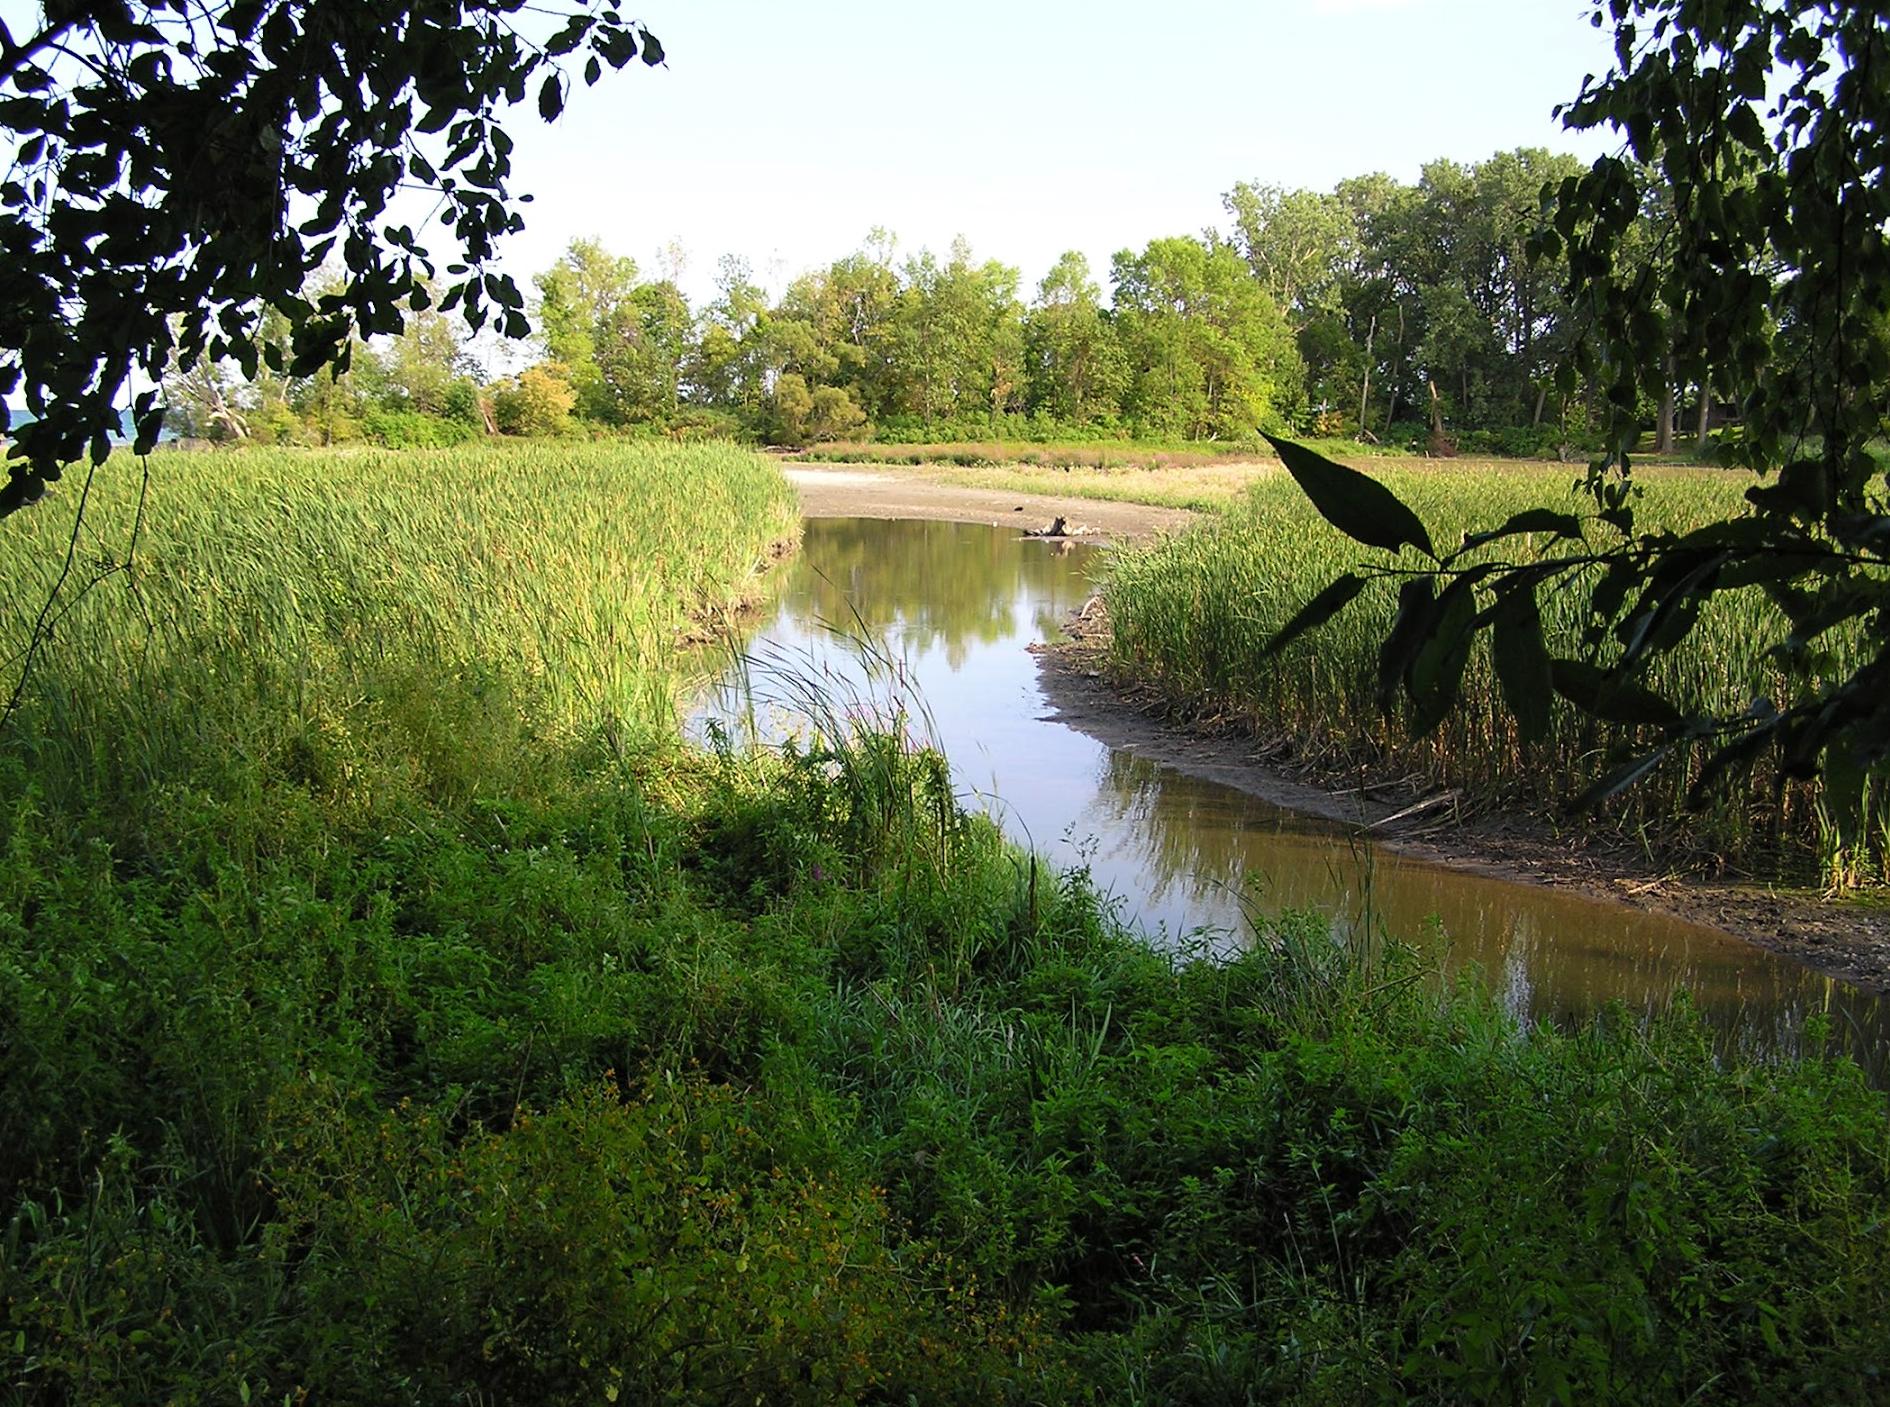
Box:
693, 518, 1889, 1081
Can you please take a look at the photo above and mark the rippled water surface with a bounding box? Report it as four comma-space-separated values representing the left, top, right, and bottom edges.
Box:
692, 517, 1889, 1079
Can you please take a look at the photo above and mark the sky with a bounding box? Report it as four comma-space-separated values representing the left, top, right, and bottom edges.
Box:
490, 0, 1628, 307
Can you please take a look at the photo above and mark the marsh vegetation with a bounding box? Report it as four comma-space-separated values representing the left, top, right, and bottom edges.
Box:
2, 444, 1886, 1403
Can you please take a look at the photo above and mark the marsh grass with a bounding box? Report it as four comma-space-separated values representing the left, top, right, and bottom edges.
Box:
0, 440, 798, 818
1104, 463, 1884, 882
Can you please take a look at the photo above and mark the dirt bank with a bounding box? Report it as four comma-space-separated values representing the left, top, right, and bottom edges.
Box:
786, 465, 1194, 540
1036, 602, 1890, 996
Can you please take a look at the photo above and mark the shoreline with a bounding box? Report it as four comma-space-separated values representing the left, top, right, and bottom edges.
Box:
785, 462, 1890, 997
1035, 616, 1890, 997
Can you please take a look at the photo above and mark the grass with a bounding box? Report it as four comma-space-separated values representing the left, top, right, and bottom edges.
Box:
1, 440, 1887, 1402
1101, 461, 1885, 883
0, 440, 799, 814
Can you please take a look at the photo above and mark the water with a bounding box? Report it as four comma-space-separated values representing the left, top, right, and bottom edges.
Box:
693, 517, 1890, 1080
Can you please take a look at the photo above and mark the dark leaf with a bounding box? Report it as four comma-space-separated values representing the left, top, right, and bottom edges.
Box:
1550, 659, 1685, 728
1407, 576, 1478, 735
1491, 588, 1554, 744
1263, 573, 1368, 657
1574, 745, 1674, 811
1688, 721, 1779, 808
1377, 577, 1436, 711
1264, 433, 1435, 558
1460, 509, 1584, 553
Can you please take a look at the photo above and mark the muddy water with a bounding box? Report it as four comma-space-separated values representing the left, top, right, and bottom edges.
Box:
693, 517, 1890, 1079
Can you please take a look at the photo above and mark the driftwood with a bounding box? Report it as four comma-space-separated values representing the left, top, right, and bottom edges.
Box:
1023, 516, 1070, 538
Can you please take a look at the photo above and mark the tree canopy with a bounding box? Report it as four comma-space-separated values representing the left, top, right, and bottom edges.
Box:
0, 0, 664, 513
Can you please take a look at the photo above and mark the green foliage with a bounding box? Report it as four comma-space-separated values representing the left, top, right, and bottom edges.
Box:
1105, 456, 1881, 879
1111, 235, 1305, 438
147, 151, 1699, 457
0, 0, 664, 512
1535, 0, 1890, 822
358, 407, 483, 449
492, 364, 578, 437
2, 444, 1886, 1400
1265, 2, 1890, 879
1024, 252, 1132, 425
768, 373, 868, 446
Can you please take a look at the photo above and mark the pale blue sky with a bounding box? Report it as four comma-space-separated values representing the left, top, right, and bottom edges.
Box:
496, 0, 1626, 305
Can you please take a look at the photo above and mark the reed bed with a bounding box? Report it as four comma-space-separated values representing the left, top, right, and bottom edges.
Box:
1103, 463, 1885, 883
0, 439, 798, 812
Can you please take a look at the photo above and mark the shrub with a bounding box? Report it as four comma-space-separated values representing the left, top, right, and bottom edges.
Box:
492, 363, 577, 437
360, 406, 482, 448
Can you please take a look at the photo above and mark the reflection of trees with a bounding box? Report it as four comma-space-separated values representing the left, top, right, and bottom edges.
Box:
1084, 746, 1890, 1080
1084, 749, 1265, 919
766, 520, 1097, 670
701, 518, 1890, 1085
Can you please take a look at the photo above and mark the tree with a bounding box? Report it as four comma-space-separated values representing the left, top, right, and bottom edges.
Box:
771, 238, 901, 418
691, 255, 775, 417
383, 288, 476, 416
594, 278, 693, 425
767, 372, 816, 446
1024, 252, 1128, 426
533, 239, 642, 422
1112, 235, 1303, 439
1269, 0, 1890, 854
1222, 183, 1356, 330
492, 363, 576, 437
0, 0, 665, 512
887, 239, 1025, 428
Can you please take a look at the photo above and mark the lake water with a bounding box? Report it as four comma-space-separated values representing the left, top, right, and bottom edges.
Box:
692, 517, 1890, 1081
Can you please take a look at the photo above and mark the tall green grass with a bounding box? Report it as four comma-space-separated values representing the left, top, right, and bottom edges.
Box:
1103, 463, 1883, 882
0, 440, 798, 817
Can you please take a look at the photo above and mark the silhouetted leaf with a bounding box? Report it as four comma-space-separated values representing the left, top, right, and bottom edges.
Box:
1264, 433, 1435, 558
1407, 577, 1478, 735
1550, 659, 1685, 728
1574, 745, 1674, 811
1491, 588, 1553, 744
1377, 577, 1436, 710
1264, 573, 1368, 657
1460, 509, 1584, 553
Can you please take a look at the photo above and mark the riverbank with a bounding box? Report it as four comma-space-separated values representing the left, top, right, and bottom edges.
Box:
785, 464, 1197, 537
788, 463, 1890, 993
1038, 599, 1890, 995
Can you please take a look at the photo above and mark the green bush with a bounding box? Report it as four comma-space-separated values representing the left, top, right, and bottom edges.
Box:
360, 406, 483, 448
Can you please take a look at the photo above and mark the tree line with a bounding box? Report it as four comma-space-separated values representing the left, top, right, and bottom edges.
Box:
168, 146, 1707, 455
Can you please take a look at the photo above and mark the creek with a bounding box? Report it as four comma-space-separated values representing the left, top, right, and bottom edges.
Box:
693, 516, 1890, 1080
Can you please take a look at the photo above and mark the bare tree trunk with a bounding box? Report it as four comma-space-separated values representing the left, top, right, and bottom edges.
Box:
1532, 383, 1548, 427
1385, 303, 1406, 430
1357, 313, 1376, 437
1656, 347, 1676, 455
1694, 382, 1710, 448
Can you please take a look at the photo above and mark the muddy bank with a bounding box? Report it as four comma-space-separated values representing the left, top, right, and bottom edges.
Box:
785, 465, 1194, 540
1036, 602, 1890, 996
